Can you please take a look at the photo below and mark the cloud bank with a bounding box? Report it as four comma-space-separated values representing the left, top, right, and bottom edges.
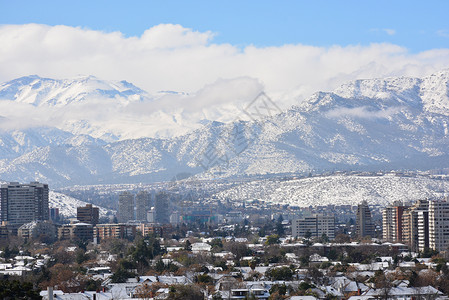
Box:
1, 23, 449, 100
1, 23, 449, 139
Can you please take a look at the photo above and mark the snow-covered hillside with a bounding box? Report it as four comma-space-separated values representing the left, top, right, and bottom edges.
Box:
211, 173, 449, 207
0, 75, 248, 140
1, 71, 449, 186
50, 191, 113, 218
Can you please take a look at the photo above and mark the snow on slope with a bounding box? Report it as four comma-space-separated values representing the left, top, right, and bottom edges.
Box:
0, 75, 252, 140
212, 173, 449, 207
0, 75, 146, 107
50, 191, 113, 217
2, 71, 449, 186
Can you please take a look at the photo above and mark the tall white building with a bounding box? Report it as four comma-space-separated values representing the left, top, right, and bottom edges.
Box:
292, 214, 335, 240
382, 206, 395, 241
428, 200, 449, 252
417, 210, 429, 252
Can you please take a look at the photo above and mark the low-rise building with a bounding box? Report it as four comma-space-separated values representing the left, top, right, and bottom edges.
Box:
94, 223, 136, 242
18, 220, 56, 242
58, 223, 93, 241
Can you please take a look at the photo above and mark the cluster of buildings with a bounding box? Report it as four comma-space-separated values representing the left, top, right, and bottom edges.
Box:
3, 180, 449, 256
0, 182, 167, 244
383, 199, 449, 252
291, 201, 375, 241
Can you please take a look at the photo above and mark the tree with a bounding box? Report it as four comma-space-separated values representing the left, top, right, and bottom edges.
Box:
134, 283, 152, 300
276, 215, 285, 236
0, 280, 41, 300
334, 233, 351, 244
212, 292, 223, 300
184, 240, 192, 251
269, 284, 287, 296
372, 270, 392, 300
319, 233, 329, 243
209, 238, 223, 251
110, 259, 136, 283
265, 266, 294, 281
224, 241, 251, 260
265, 234, 280, 245
167, 284, 204, 300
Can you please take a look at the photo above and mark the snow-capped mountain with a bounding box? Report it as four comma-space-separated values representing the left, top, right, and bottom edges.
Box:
0, 75, 147, 107
1, 70, 449, 187
0, 75, 250, 140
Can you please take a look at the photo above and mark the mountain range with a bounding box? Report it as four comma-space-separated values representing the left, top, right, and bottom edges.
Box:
1, 70, 449, 187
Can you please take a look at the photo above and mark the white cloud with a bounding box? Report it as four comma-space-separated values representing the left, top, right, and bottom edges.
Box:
370, 28, 396, 36
437, 29, 449, 38
1, 24, 449, 138
326, 106, 403, 119
1, 23, 449, 99
384, 29, 396, 36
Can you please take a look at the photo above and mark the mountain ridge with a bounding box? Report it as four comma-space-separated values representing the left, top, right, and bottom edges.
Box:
1, 71, 449, 186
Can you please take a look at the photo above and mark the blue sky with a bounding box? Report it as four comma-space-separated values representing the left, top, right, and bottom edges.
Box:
1, 0, 448, 52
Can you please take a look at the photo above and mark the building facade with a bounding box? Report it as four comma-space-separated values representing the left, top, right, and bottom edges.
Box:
155, 192, 170, 224
292, 214, 335, 240
58, 223, 93, 241
93, 223, 136, 242
382, 201, 408, 242
77, 204, 99, 225
356, 201, 375, 238
18, 220, 56, 242
118, 192, 135, 223
418, 210, 429, 252
136, 191, 152, 222
0, 182, 49, 230
402, 199, 428, 252
428, 200, 449, 252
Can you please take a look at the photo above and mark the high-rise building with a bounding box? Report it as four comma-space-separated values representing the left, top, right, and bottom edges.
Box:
428, 200, 449, 252
402, 199, 428, 251
155, 192, 170, 224
356, 201, 374, 238
382, 206, 395, 242
418, 210, 429, 252
292, 214, 335, 240
117, 192, 134, 223
49, 207, 60, 222
77, 204, 99, 225
382, 201, 408, 242
0, 182, 49, 230
136, 191, 151, 222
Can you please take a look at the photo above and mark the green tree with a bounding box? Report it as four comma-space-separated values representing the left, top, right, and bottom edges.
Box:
265, 266, 294, 281
0, 280, 41, 300
265, 234, 280, 245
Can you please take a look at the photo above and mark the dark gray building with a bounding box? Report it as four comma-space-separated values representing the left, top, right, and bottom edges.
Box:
136, 191, 152, 222
155, 192, 170, 224
118, 191, 134, 223
356, 200, 375, 238
0, 182, 49, 230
